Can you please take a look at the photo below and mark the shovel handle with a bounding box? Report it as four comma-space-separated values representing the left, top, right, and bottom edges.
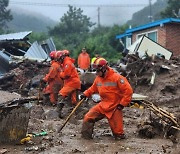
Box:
58, 98, 85, 132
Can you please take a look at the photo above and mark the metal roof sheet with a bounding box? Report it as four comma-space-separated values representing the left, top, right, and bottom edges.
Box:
0, 31, 32, 41
24, 41, 50, 61
126, 18, 180, 33
116, 33, 132, 39
116, 18, 180, 39
46, 37, 56, 53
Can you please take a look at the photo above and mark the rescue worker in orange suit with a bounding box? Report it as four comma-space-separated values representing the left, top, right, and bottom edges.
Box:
78, 48, 90, 71
56, 51, 81, 118
80, 58, 133, 140
42, 51, 63, 105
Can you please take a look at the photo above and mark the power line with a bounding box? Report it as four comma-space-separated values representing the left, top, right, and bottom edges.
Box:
10, 1, 148, 8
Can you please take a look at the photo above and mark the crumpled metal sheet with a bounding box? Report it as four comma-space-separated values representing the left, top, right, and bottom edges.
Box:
42, 37, 56, 55
0, 31, 32, 42
24, 41, 50, 61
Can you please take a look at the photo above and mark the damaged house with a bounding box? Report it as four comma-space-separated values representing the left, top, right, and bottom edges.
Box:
116, 18, 180, 58
0, 31, 56, 75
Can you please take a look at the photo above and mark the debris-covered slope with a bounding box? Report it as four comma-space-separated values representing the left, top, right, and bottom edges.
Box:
124, 55, 180, 105
0, 59, 49, 96
0, 55, 179, 154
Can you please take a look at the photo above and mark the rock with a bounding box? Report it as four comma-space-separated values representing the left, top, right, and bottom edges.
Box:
0, 149, 8, 154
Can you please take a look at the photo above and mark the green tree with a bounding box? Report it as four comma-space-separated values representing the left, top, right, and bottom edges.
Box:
29, 32, 48, 44
48, 5, 95, 51
0, 0, 13, 33
161, 0, 180, 18
48, 5, 128, 63
74, 24, 128, 63
49, 5, 95, 36
127, 0, 168, 27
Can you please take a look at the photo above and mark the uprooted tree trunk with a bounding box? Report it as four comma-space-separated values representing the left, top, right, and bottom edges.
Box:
137, 100, 180, 141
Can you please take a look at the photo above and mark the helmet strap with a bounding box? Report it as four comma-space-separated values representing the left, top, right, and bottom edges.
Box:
99, 67, 107, 78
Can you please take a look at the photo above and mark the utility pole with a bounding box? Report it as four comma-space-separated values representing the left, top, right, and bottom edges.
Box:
97, 7, 100, 27
148, 0, 153, 22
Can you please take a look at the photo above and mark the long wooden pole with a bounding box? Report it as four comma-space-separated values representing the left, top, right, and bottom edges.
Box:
58, 98, 85, 132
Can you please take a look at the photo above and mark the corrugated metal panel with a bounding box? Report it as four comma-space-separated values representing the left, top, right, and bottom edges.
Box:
24, 41, 50, 61
40, 37, 56, 56
46, 37, 56, 54
0, 31, 32, 42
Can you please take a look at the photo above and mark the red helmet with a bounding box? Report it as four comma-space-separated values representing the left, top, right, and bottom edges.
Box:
49, 51, 56, 59
63, 50, 70, 56
55, 50, 64, 59
93, 58, 108, 68
93, 58, 108, 71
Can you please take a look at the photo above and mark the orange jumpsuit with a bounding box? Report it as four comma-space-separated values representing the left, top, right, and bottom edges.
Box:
83, 67, 133, 137
78, 52, 90, 70
43, 60, 63, 104
59, 57, 81, 104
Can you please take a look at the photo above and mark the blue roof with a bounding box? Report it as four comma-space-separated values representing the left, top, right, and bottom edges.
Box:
116, 33, 132, 39
116, 18, 180, 39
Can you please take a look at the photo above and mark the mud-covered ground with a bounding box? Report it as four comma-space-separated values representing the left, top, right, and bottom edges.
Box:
0, 56, 180, 154
0, 92, 179, 154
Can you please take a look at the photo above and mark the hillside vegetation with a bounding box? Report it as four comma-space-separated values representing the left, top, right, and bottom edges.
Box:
7, 8, 57, 32
127, 0, 168, 27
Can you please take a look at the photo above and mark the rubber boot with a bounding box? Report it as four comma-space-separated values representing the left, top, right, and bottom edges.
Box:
81, 121, 94, 139
42, 93, 51, 106
57, 102, 64, 119
113, 134, 126, 140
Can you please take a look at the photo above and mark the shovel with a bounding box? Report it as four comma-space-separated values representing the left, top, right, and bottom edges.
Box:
58, 98, 85, 132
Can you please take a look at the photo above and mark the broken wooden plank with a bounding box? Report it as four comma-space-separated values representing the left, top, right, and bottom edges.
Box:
142, 100, 179, 129
0, 96, 42, 108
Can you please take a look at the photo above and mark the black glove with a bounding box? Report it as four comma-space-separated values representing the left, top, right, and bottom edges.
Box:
80, 94, 87, 100
40, 78, 46, 84
40, 79, 46, 88
117, 104, 124, 110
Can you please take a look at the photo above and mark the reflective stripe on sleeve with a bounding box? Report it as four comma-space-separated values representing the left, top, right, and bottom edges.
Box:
96, 83, 102, 86
104, 82, 117, 86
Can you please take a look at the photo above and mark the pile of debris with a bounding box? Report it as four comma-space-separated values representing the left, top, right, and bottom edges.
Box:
116, 54, 180, 104
115, 53, 180, 139
0, 31, 55, 75
0, 59, 49, 96
136, 100, 179, 141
